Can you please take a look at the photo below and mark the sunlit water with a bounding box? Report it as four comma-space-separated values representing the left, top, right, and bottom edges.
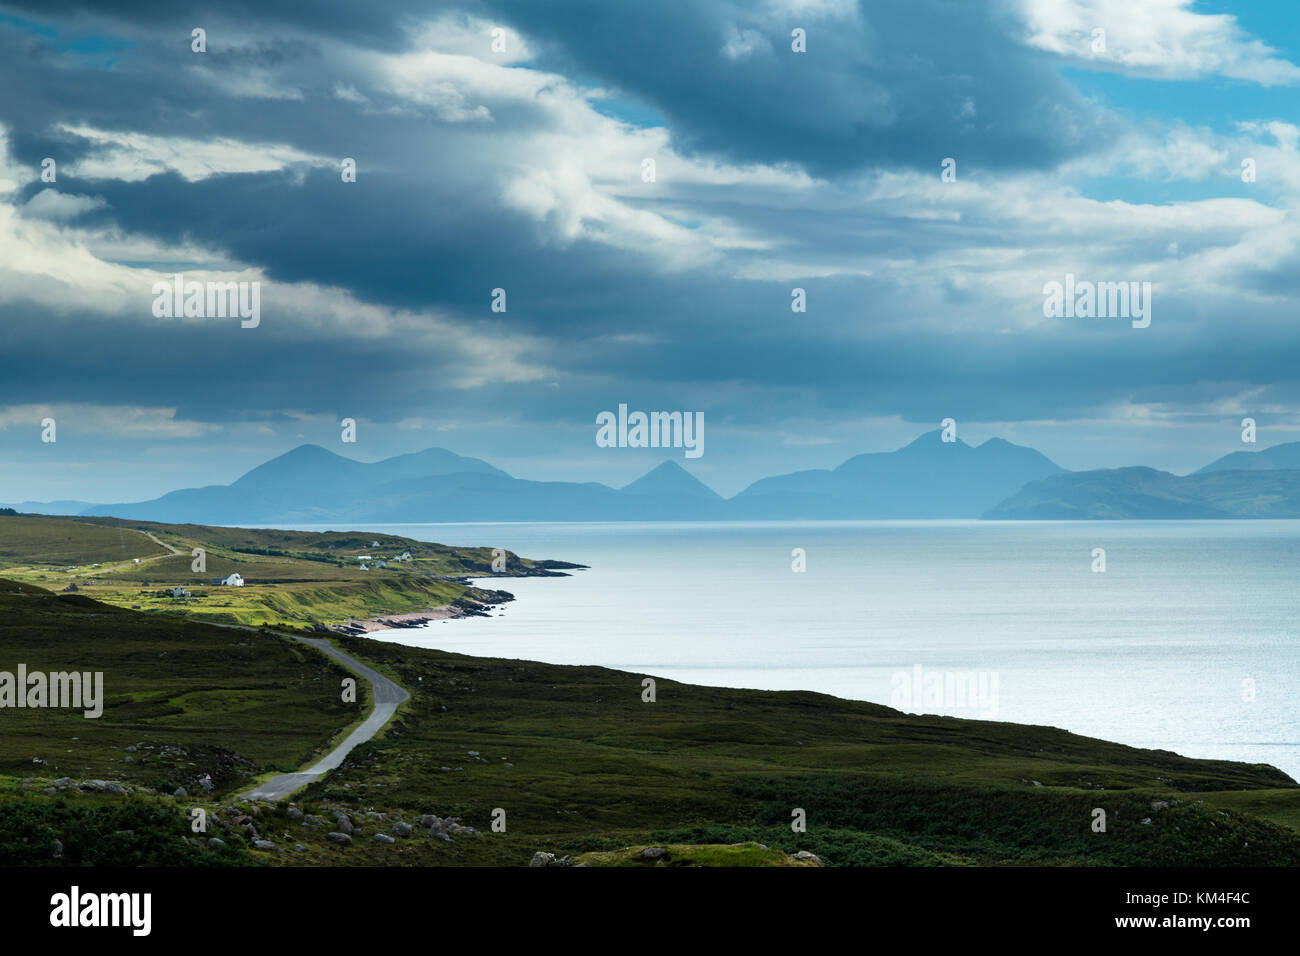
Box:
289, 520, 1300, 779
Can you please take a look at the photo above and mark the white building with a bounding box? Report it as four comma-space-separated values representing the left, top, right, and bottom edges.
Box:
221, 573, 245, 587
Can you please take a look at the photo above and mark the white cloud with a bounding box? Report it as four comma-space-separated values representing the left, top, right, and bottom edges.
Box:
722, 26, 770, 61
21, 189, 107, 221
409, 14, 534, 65
1014, 0, 1300, 85
0, 404, 212, 438
58, 124, 325, 182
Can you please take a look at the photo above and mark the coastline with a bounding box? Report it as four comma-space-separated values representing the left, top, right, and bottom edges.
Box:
329, 585, 517, 635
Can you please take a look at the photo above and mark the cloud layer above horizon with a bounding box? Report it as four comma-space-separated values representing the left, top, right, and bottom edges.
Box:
3, 0, 1300, 500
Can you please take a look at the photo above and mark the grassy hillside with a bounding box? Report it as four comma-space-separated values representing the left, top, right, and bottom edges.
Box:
262, 634, 1298, 866
0, 579, 360, 792
1, 580, 1297, 866
0, 516, 170, 567
2, 511, 1297, 869
0, 514, 579, 628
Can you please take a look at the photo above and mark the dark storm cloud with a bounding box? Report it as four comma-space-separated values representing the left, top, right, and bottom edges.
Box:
472, 0, 1122, 176
0, 0, 1295, 490
0, 0, 425, 50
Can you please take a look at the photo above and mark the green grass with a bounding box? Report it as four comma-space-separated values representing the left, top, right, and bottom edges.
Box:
266, 635, 1299, 867
0, 513, 574, 628
1, 515, 1297, 868
0, 578, 359, 792
572, 842, 819, 866
0, 516, 168, 567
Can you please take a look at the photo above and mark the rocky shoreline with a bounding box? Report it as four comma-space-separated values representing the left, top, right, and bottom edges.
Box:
327, 587, 517, 636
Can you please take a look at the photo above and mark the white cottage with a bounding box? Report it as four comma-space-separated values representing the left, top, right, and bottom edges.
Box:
221, 573, 245, 587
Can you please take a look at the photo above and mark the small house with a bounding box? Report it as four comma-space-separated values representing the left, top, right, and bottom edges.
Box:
221, 573, 244, 587
168, 587, 189, 598
358, 563, 370, 571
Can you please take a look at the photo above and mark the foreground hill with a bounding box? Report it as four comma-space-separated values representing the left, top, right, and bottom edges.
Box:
984, 467, 1300, 519
2, 577, 1297, 867
0, 513, 580, 628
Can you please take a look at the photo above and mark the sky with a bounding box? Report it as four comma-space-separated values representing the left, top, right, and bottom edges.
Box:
2, 0, 1300, 502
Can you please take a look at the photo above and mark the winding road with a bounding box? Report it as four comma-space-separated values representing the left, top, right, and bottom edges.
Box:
46, 528, 411, 802
241, 634, 410, 801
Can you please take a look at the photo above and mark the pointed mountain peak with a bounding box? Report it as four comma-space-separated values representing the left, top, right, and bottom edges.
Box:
897, 428, 971, 453
620, 460, 722, 499
231, 444, 363, 489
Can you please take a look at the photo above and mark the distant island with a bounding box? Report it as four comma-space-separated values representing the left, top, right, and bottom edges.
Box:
9, 432, 1300, 523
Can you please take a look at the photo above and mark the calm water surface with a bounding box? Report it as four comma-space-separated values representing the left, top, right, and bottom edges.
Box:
291, 520, 1300, 779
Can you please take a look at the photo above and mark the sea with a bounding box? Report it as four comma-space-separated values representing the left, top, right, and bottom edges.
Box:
289, 520, 1300, 780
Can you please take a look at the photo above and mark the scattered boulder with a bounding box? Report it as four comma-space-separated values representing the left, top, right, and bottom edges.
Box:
302, 814, 324, 828
392, 821, 413, 838
80, 780, 127, 795
286, 807, 304, 822
374, 833, 396, 844
252, 840, 276, 850
206, 838, 226, 849
641, 847, 668, 861
792, 851, 823, 866
326, 832, 353, 846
